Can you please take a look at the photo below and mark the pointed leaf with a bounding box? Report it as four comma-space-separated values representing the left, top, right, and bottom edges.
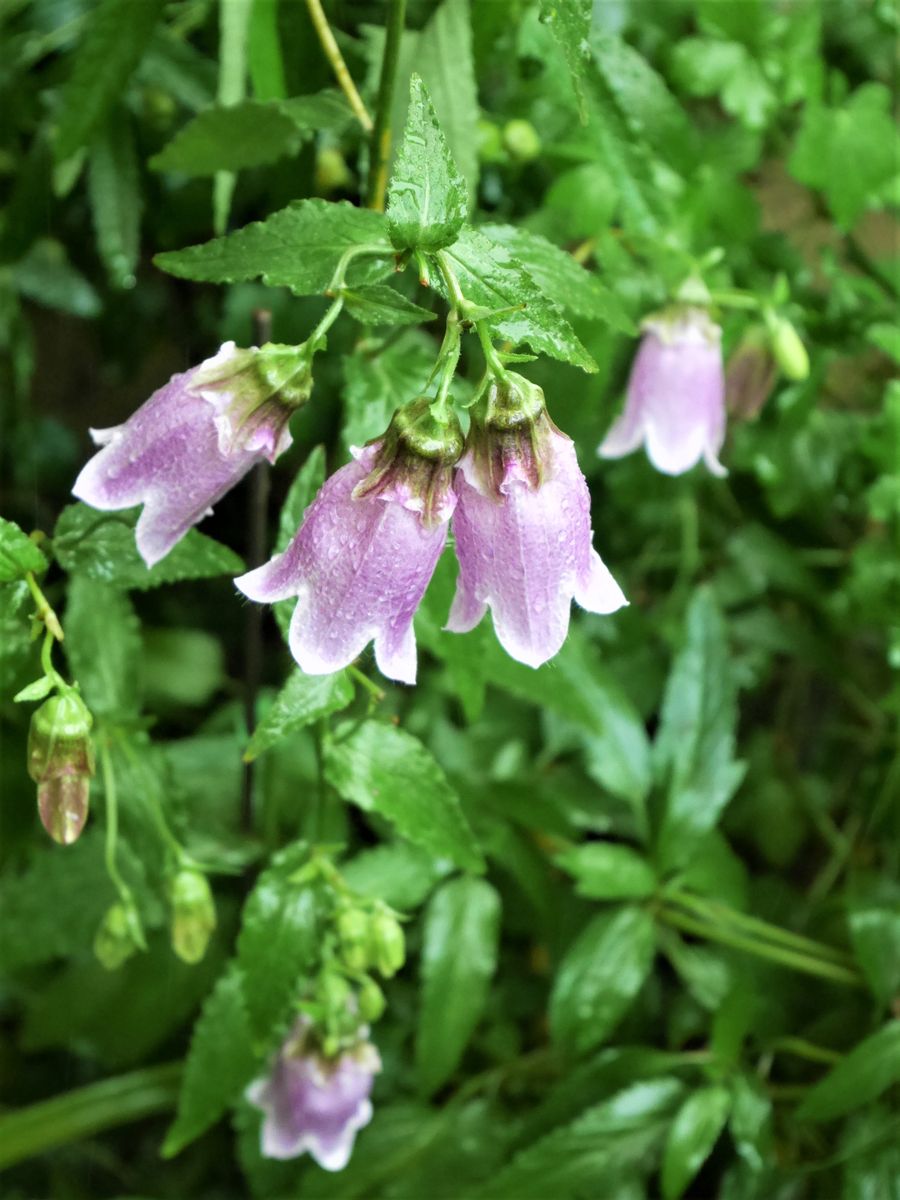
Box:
388, 75, 468, 252
244, 670, 354, 761
661, 1085, 732, 1200
550, 906, 655, 1056
154, 199, 394, 295
324, 720, 484, 872
0, 516, 47, 581
416, 877, 501, 1094
797, 1022, 900, 1122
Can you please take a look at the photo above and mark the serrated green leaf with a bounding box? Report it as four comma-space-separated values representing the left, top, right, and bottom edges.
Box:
63, 576, 141, 718
416, 876, 501, 1094
53, 504, 244, 590
481, 1078, 684, 1199
480, 223, 635, 332
789, 84, 897, 229
88, 107, 141, 289
342, 842, 453, 910
163, 966, 257, 1156
342, 284, 436, 326
244, 670, 354, 761
273, 446, 326, 640
324, 720, 484, 872
661, 1085, 732, 1200
593, 33, 699, 175
584, 62, 668, 235
154, 199, 395, 296
150, 92, 351, 176
387, 75, 468, 252
550, 906, 655, 1056
438, 226, 597, 372
54, 0, 165, 162
236, 841, 324, 1039
0, 581, 35, 694
555, 842, 656, 900
655, 588, 744, 873
797, 1022, 900, 1122
0, 516, 47, 581
539, 0, 592, 115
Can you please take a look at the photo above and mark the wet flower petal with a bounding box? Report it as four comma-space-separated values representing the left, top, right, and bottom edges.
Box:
599, 307, 726, 477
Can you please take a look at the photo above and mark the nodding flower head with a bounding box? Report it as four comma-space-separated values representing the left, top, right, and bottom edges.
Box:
599, 306, 726, 477
236, 400, 463, 685
447, 373, 627, 669
247, 1020, 381, 1171
72, 342, 314, 567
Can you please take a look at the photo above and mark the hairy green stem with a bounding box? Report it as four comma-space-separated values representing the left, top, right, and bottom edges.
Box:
305, 0, 373, 133
0, 1062, 182, 1170
366, 0, 407, 210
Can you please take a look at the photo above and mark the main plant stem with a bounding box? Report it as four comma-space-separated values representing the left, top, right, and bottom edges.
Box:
366, 0, 407, 210
305, 0, 373, 133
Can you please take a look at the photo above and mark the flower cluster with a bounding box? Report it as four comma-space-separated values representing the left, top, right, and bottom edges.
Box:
238, 375, 626, 681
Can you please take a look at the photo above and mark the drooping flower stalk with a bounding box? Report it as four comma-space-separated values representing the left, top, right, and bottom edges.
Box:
599, 306, 727, 476
447, 373, 626, 668
237, 399, 463, 684
73, 341, 316, 566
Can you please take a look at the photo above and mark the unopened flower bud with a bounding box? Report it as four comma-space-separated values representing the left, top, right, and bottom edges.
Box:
315, 146, 352, 195
370, 910, 405, 978
502, 119, 541, 162
337, 909, 371, 973
94, 902, 142, 971
27, 692, 94, 845
169, 868, 216, 964
357, 975, 386, 1022
477, 118, 504, 163
318, 970, 353, 1015
769, 317, 810, 381
725, 327, 778, 420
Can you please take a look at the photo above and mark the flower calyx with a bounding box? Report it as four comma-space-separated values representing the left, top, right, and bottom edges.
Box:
469, 371, 558, 498
353, 396, 464, 527
192, 340, 319, 462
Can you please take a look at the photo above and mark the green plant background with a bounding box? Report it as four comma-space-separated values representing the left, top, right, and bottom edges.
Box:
1, 0, 898, 1197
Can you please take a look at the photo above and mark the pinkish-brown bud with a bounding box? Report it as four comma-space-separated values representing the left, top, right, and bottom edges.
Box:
27, 692, 94, 845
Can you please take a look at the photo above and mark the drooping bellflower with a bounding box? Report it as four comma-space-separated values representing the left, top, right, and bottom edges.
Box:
447, 374, 626, 668
72, 342, 314, 566
599, 306, 727, 476
237, 400, 463, 684
247, 1022, 381, 1170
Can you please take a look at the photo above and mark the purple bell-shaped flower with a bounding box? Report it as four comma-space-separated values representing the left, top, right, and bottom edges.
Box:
599, 306, 726, 476
447, 373, 626, 668
247, 1021, 381, 1171
73, 342, 313, 566
237, 399, 463, 684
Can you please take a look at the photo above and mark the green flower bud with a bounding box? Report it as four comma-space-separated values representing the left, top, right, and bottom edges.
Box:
169, 869, 216, 964
769, 317, 810, 381
94, 902, 142, 971
370, 911, 405, 978
27, 692, 94, 846
337, 908, 371, 973
315, 146, 353, 195
502, 118, 541, 162
357, 975, 386, 1023
318, 969, 352, 1016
